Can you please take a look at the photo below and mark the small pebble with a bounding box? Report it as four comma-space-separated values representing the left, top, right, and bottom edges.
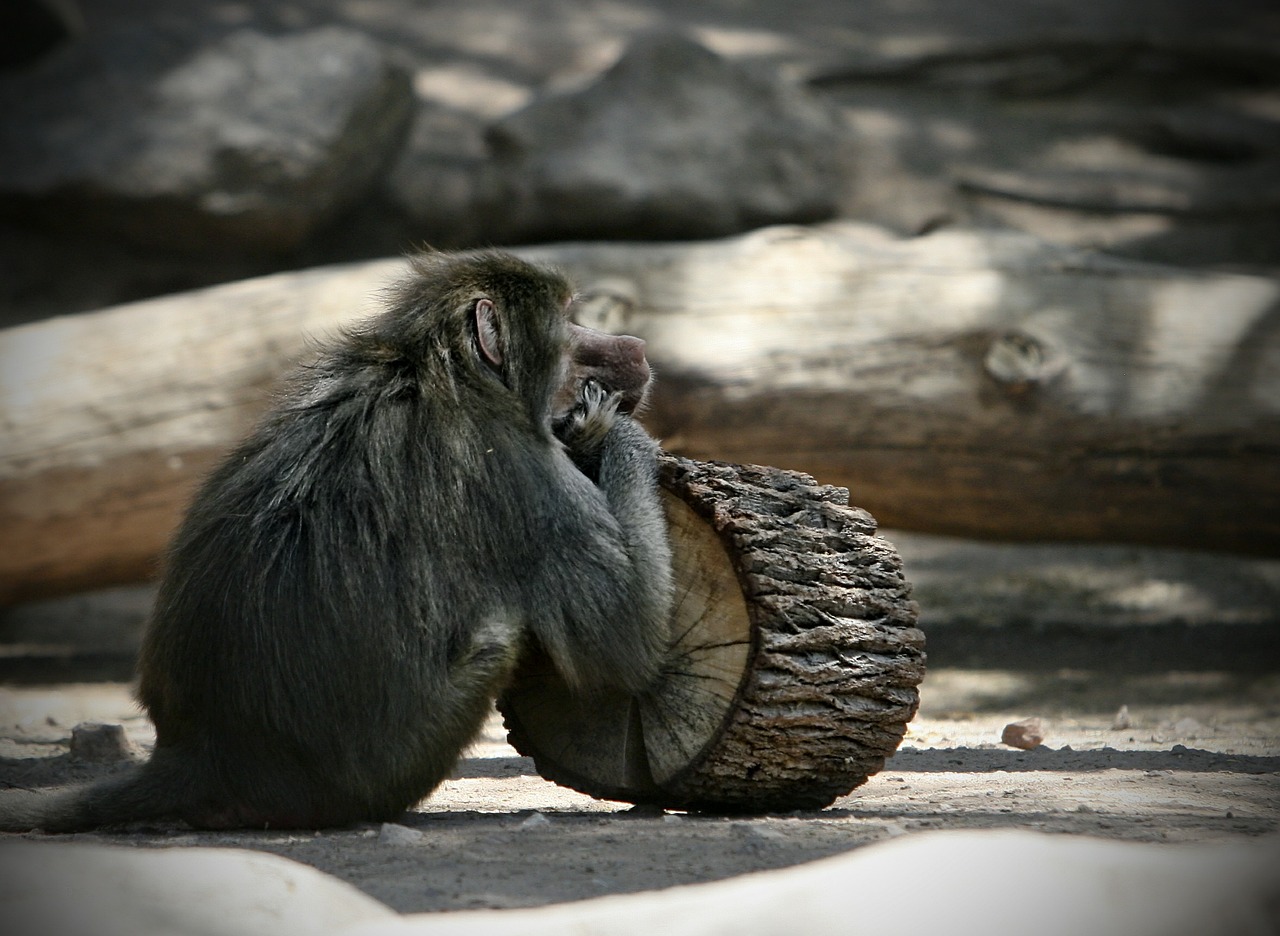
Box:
1001, 718, 1045, 750
378, 822, 425, 846
1171, 717, 1206, 739
1111, 705, 1132, 730
732, 822, 785, 842
69, 723, 137, 763
519, 812, 550, 829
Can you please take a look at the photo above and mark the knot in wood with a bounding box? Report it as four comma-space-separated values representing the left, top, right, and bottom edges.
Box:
983, 331, 1056, 396
573, 279, 639, 333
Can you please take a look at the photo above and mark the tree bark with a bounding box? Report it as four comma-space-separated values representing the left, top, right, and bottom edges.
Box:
2, 222, 1277, 603
498, 454, 925, 812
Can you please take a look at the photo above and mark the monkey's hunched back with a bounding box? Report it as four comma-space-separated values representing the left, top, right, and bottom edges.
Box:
0, 251, 674, 832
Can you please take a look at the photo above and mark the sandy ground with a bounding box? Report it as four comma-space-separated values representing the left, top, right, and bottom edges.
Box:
2, 664, 1276, 914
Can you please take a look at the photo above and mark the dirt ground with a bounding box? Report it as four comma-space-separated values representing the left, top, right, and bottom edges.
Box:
2, 662, 1276, 914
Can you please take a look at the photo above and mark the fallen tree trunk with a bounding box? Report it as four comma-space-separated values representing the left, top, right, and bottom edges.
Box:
2, 222, 1278, 603
538, 225, 1280, 558
0, 259, 404, 605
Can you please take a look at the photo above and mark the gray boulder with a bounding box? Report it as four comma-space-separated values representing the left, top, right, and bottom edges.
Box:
483, 31, 847, 242
0, 0, 81, 71
0, 26, 412, 253
382, 101, 495, 248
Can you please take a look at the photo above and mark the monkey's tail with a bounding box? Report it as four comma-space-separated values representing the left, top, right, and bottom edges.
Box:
0, 754, 199, 833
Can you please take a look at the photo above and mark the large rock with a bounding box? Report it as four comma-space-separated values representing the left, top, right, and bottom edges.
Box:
483, 31, 847, 242
815, 38, 1280, 267
0, 0, 80, 71
0, 26, 413, 253
382, 101, 496, 248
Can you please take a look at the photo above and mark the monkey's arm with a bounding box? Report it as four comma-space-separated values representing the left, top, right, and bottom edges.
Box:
530, 409, 675, 695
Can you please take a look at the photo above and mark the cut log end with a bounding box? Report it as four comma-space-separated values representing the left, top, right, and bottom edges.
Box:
498, 454, 926, 813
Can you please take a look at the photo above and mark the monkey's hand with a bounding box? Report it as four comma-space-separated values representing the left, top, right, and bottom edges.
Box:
554, 378, 623, 481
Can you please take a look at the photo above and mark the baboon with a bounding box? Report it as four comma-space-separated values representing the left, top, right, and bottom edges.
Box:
0, 251, 674, 831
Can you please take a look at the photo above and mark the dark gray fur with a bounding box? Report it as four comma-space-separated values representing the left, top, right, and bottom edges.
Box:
0, 251, 673, 831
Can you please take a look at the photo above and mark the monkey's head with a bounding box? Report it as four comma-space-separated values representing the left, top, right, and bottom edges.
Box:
381, 250, 652, 428
553, 316, 653, 420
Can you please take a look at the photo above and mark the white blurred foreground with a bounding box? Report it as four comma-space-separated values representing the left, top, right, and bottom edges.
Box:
3, 829, 1277, 936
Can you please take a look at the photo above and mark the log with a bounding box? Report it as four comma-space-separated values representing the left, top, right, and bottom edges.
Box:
0, 259, 403, 604
3, 222, 1279, 603
537, 227, 1280, 557
498, 454, 925, 812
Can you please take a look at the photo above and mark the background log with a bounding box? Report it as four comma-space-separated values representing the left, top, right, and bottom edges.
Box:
0, 259, 402, 604
2, 222, 1278, 603
538, 225, 1280, 556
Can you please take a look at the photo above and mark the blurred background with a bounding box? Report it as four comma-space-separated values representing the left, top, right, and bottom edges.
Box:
3, 0, 1279, 323
0, 0, 1277, 897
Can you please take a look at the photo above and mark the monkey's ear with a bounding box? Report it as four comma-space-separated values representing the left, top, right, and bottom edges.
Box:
474, 299, 503, 369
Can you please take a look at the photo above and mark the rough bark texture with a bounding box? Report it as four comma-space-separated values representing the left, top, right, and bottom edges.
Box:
499, 454, 925, 813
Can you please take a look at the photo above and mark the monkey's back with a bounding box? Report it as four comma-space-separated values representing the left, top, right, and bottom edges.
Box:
136, 356, 532, 827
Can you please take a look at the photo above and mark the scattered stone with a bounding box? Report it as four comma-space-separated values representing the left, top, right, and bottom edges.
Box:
484, 30, 846, 242
1001, 718, 1045, 750
1171, 717, 1207, 739
376, 822, 425, 846
732, 822, 786, 843
1111, 705, 1132, 730
518, 812, 550, 829
69, 722, 137, 763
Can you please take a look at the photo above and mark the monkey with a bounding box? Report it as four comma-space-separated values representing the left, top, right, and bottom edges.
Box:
0, 250, 674, 832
